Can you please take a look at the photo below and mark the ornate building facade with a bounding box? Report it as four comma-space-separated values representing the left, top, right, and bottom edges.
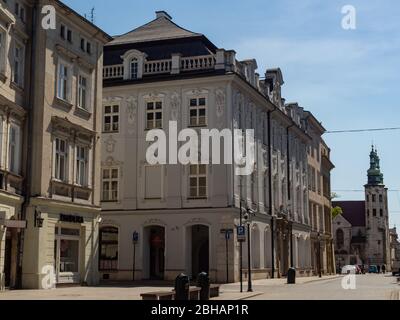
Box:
1, 0, 111, 290
99, 11, 330, 283
333, 146, 391, 270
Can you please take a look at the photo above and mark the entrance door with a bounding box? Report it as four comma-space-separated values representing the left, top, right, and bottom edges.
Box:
54, 227, 81, 284
4, 232, 12, 288
191, 225, 209, 278
149, 227, 165, 280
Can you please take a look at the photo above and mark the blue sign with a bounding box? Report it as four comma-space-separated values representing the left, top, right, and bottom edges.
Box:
133, 231, 139, 243
237, 226, 246, 242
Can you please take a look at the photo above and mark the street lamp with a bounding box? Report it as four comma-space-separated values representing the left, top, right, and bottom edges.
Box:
317, 232, 322, 278
243, 208, 255, 292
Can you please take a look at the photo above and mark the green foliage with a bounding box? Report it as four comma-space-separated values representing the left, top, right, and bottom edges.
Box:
332, 206, 343, 219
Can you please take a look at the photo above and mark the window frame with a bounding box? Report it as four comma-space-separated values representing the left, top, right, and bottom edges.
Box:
146, 100, 163, 130
189, 164, 208, 199
12, 40, 25, 88
102, 167, 119, 202
77, 72, 91, 112
54, 137, 69, 182
75, 145, 88, 187
189, 97, 207, 127
103, 104, 120, 133
57, 59, 72, 102
8, 123, 21, 175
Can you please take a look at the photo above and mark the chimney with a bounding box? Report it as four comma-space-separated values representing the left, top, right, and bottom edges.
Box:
156, 11, 172, 20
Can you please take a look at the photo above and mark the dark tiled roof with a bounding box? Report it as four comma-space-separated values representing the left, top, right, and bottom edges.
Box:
333, 201, 366, 227
109, 16, 203, 45
104, 38, 215, 65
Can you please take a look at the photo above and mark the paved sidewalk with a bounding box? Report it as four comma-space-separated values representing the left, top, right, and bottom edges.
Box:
0, 275, 340, 300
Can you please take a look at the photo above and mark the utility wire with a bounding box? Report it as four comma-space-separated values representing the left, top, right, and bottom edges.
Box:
326, 127, 400, 134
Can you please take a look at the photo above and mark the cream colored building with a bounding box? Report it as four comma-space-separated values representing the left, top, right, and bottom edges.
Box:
99, 12, 319, 283
0, 0, 30, 291
1, 0, 111, 290
305, 113, 335, 275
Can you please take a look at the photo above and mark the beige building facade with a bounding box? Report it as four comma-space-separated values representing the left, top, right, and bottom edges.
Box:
1, 0, 111, 290
305, 113, 336, 275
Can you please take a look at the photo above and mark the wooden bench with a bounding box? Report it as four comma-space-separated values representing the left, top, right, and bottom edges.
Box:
140, 291, 175, 300
210, 284, 220, 298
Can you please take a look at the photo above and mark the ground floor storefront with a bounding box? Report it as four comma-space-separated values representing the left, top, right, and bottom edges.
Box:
0, 192, 24, 291
21, 198, 101, 289
99, 208, 313, 284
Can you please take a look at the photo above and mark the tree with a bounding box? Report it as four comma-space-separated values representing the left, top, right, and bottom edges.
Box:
332, 206, 343, 219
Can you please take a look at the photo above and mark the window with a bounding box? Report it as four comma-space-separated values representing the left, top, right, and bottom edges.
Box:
336, 229, 344, 249
103, 105, 119, 132
8, 124, 21, 174
130, 58, 138, 79
380, 209, 383, 217
379, 195, 383, 202
189, 164, 207, 198
60, 25, 72, 42
102, 168, 118, 201
366, 194, 369, 202
78, 75, 89, 110
80, 38, 91, 54
60, 24, 66, 39
189, 97, 207, 126
55, 138, 68, 182
57, 62, 70, 101
373, 209, 377, 217
67, 29, 72, 43
86, 42, 91, 55
372, 194, 376, 202
99, 227, 118, 271
146, 101, 162, 129
13, 42, 24, 87
0, 31, 5, 73
76, 146, 88, 186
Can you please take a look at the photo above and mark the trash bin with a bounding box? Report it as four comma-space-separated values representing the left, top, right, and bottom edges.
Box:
287, 268, 296, 284
197, 272, 210, 301
175, 273, 190, 300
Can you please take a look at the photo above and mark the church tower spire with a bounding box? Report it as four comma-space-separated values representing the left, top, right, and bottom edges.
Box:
367, 145, 384, 186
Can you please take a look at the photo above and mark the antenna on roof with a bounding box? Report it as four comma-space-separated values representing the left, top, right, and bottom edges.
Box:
90, 7, 95, 24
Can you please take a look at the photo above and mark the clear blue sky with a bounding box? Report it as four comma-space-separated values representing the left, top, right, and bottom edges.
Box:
63, 0, 400, 228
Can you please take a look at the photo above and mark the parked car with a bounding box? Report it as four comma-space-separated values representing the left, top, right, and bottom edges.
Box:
368, 265, 378, 273
341, 265, 357, 274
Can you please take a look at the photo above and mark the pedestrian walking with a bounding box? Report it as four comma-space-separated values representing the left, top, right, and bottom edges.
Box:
377, 265, 381, 273
381, 264, 386, 274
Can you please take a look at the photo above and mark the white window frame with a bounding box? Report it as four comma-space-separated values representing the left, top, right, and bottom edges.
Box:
0, 28, 7, 75
103, 104, 119, 133
54, 137, 69, 182
57, 59, 72, 102
130, 58, 138, 79
189, 164, 207, 199
102, 168, 119, 201
77, 72, 91, 111
75, 145, 88, 186
8, 123, 21, 175
189, 97, 207, 127
146, 100, 163, 130
12, 40, 25, 88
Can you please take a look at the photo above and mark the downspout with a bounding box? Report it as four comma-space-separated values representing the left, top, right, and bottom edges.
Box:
267, 109, 275, 278
17, 0, 38, 289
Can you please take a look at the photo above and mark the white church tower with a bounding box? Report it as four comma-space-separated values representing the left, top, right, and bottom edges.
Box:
364, 146, 391, 269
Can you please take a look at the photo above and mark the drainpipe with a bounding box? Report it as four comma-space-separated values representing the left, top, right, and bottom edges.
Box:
17, 0, 38, 289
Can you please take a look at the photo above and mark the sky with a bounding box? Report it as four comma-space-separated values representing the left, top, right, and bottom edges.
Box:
63, 0, 400, 227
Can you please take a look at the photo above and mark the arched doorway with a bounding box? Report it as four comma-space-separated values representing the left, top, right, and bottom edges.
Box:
188, 225, 209, 279
144, 226, 165, 280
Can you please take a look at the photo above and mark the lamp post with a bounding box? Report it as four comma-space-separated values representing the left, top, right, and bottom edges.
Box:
317, 232, 322, 278
239, 200, 243, 293
244, 208, 255, 292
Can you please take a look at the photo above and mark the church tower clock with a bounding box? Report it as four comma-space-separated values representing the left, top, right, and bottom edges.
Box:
364, 146, 390, 268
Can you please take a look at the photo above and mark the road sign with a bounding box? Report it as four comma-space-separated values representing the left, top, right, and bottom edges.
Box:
237, 226, 246, 242
132, 231, 139, 243
220, 229, 234, 239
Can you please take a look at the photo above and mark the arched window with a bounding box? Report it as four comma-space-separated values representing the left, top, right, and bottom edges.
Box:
99, 227, 119, 271
336, 229, 344, 249
130, 58, 138, 79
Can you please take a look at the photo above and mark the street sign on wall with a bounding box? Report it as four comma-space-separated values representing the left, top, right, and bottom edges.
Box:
237, 226, 246, 242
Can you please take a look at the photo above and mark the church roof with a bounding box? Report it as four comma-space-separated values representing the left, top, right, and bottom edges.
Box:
109, 14, 203, 46
333, 201, 366, 227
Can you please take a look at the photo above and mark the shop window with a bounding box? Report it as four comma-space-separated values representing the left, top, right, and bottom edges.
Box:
99, 227, 119, 271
